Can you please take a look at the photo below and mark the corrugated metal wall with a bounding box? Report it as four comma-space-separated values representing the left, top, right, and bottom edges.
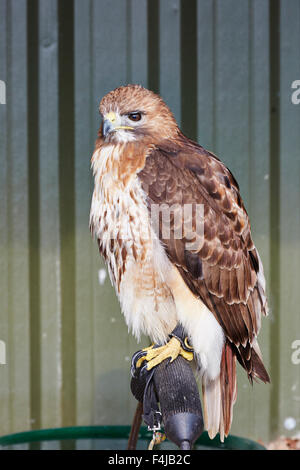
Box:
0, 0, 300, 446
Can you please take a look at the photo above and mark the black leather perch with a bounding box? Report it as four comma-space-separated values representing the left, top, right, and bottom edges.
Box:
131, 326, 204, 450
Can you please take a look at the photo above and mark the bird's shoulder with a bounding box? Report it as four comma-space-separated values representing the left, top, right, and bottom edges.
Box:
138, 135, 251, 250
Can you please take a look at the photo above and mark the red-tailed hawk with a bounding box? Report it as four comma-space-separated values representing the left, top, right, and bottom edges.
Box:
90, 84, 269, 441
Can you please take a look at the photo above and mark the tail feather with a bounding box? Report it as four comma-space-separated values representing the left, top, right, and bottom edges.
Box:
202, 373, 222, 440
220, 341, 237, 437
250, 339, 270, 383
202, 340, 269, 441
202, 341, 237, 441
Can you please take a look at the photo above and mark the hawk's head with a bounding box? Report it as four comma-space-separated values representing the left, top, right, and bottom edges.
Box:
99, 84, 179, 144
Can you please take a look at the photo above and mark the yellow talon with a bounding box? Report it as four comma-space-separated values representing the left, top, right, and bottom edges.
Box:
136, 337, 193, 371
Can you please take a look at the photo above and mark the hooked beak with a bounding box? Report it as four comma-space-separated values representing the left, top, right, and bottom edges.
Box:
102, 111, 134, 138
103, 119, 114, 137
103, 111, 117, 137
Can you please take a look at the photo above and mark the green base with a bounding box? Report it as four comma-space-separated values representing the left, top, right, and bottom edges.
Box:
0, 425, 266, 450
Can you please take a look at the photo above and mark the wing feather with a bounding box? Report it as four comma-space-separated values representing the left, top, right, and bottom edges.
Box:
138, 135, 269, 382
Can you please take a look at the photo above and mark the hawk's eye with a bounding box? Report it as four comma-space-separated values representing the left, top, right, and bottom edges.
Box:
128, 112, 142, 122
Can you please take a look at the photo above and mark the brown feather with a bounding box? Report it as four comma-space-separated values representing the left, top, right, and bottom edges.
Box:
138, 135, 269, 384
220, 342, 237, 437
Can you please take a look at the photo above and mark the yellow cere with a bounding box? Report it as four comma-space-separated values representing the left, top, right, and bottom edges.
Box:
105, 111, 117, 123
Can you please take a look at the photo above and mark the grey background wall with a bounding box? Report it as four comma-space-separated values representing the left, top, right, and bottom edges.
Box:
0, 0, 300, 446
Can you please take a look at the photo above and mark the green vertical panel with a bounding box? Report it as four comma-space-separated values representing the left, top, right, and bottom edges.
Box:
180, 0, 197, 140
58, 0, 76, 439
214, 2, 251, 439
92, 0, 127, 105
147, 0, 159, 94
128, 0, 148, 86
159, 0, 181, 124
214, 0, 250, 190
213, 0, 271, 441
74, 0, 95, 427
197, 0, 214, 149
279, 0, 300, 438
38, 0, 62, 428
7, 0, 31, 432
5, 0, 31, 434
27, 0, 40, 441
269, 0, 281, 440
246, 0, 271, 442
0, 0, 10, 435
